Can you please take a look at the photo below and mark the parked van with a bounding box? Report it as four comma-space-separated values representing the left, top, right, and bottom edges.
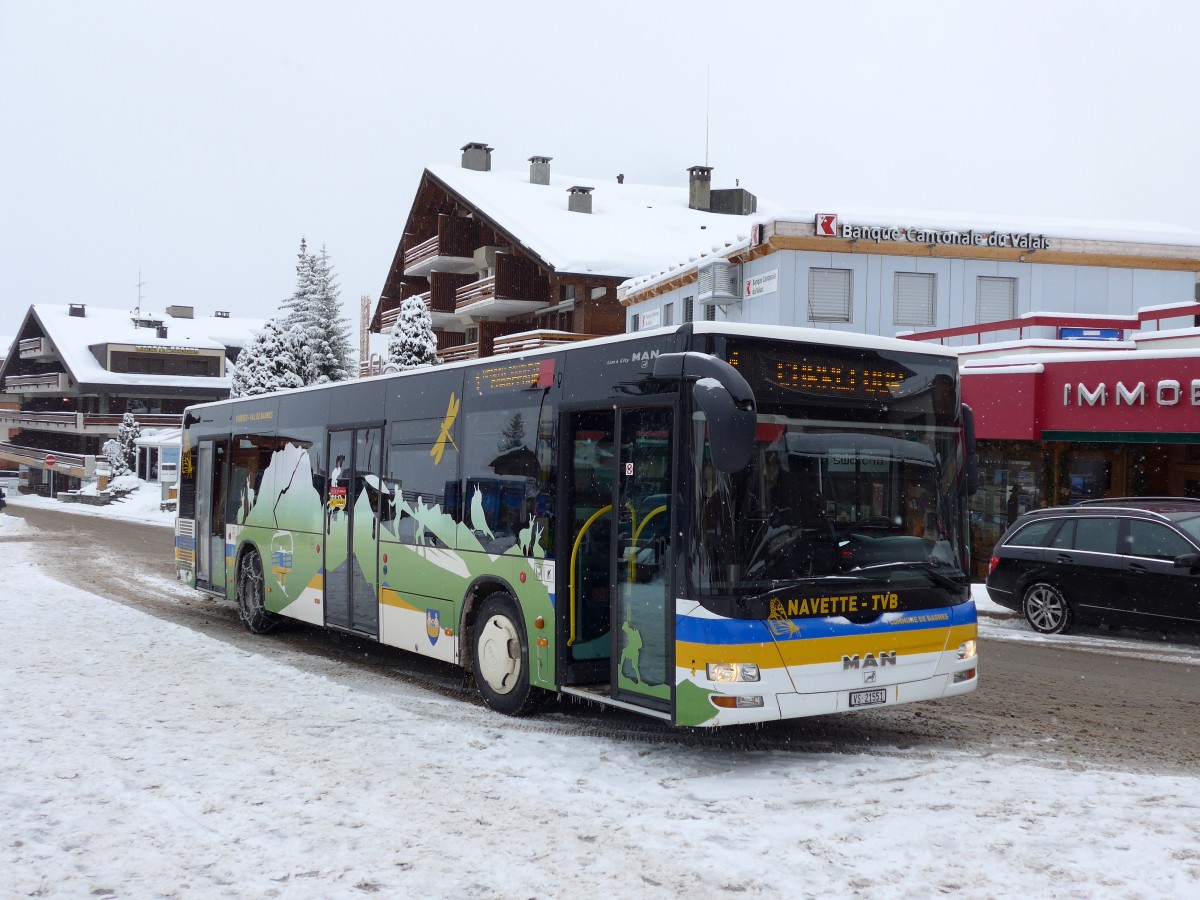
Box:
0, 468, 20, 493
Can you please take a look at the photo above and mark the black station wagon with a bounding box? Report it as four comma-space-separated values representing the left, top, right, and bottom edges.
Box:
986, 498, 1200, 634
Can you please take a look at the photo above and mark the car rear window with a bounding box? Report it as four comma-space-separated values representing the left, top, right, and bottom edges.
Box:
1006, 518, 1058, 547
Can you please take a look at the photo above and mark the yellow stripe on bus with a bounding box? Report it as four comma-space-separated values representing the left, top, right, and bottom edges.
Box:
380, 587, 421, 612
676, 623, 975, 670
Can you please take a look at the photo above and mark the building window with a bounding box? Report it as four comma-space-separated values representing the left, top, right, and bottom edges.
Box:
560, 285, 576, 303
808, 268, 852, 322
684, 296, 695, 323
466, 326, 478, 344
894, 272, 936, 326
630, 314, 640, 332
704, 303, 716, 321
663, 303, 674, 327
977, 276, 1016, 323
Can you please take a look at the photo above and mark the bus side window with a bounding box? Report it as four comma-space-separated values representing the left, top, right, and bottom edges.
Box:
461, 402, 554, 557
386, 419, 461, 549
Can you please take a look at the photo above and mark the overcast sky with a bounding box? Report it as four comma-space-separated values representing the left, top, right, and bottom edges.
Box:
2, 0, 1197, 335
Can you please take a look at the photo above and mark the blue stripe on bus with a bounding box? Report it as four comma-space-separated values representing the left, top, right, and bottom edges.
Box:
676, 601, 974, 646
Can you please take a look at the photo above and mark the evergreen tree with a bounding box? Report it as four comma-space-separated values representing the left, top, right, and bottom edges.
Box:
499, 412, 526, 451
386, 295, 440, 371
117, 412, 141, 471
282, 238, 353, 386
230, 319, 306, 398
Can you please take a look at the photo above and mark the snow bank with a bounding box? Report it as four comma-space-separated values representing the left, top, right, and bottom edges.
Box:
2, 537, 1198, 897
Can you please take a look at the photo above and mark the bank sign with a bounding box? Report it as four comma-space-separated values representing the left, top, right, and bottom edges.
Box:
815, 213, 1050, 251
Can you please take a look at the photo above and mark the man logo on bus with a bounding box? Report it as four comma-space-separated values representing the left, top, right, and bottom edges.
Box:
426, 609, 441, 645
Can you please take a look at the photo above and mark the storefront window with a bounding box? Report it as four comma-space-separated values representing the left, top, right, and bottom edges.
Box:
969, 442, 1044, 579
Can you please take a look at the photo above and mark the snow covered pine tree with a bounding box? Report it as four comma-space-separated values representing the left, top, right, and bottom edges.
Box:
102, 438, 130, 478
117, 412, 141, 472
281, 238, 354, 386
387, 294, 441, 371
229, 319, 306, 398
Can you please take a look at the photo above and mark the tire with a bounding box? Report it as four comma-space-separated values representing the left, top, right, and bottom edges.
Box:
1022, 581, 1074, 635
471, 592, 544, 716
236, 550, 280, 634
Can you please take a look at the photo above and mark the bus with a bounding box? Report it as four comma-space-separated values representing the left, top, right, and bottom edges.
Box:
174, 323, 979, 727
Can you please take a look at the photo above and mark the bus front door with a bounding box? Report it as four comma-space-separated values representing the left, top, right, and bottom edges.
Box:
565, 406, 673, 712
324, 427, 382, 638
613, 406, 673, 708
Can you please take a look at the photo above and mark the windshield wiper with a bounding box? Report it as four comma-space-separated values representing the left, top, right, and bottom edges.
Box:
849, 561, 966, 592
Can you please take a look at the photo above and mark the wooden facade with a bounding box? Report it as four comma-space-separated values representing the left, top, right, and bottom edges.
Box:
371, 168, 627, 363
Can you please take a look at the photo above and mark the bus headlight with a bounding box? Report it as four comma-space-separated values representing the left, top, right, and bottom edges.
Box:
707, 662, 761, 683
957, 640, 977, 660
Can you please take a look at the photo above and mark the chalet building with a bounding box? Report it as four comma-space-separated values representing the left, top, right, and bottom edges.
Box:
367, 142, 769, 367
0, 336, 17, 443
619, 211, 1200, 575
0, 303, 260, 495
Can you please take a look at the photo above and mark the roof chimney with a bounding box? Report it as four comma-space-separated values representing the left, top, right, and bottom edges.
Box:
69, 303, 86, 318
166, 305, 194, 319
617, 174, 624, 184
567, 185, 594, 214
688, 165, 713, 211
461, 142, 493, 172
529, 156, 552, 185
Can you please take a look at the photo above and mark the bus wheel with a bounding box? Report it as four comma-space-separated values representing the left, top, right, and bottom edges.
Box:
472, 593, 544, 716
1022, 581, 1073, 635
236, 550, 280, 634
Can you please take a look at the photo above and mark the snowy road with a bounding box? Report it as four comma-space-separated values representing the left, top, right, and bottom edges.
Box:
3, 502, 1200, 897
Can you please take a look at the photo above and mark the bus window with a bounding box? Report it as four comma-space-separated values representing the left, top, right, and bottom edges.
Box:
461, 402, 554, 556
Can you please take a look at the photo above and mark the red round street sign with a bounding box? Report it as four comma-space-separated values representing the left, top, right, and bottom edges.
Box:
45, 454, 57, 468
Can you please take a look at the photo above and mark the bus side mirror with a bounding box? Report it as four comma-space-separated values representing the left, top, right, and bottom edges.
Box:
652, 352, 756, 472
963, 404, 979, 496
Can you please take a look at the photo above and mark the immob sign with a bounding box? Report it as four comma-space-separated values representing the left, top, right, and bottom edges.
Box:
815, 213, 1050, 251
1064, 380, 1200, 407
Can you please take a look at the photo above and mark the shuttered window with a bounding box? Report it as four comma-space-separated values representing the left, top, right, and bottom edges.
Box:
630, 314, 640, 332
704, 303, 716, 321
663, 303, 674, 326
893, 272, 936, 326
684, 296, 695, 323
808, 268, 852, 322
976, 276, 1016, 323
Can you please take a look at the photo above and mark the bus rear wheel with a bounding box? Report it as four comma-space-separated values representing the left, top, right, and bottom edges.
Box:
472, 592, 544, 716
237, 550, 280, 634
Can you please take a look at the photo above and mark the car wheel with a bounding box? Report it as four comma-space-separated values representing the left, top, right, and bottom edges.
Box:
1021, 581, 1074, 635
472, 592, 545, 716
236, 550, 280, 634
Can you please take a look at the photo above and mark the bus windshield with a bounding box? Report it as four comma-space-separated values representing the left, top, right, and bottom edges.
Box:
691, 414, 968, 604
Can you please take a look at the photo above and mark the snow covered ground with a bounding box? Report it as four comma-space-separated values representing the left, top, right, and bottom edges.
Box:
3, 497, 1200, 897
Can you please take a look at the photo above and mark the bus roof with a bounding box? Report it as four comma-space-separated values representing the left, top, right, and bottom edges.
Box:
187, 323, 957, 414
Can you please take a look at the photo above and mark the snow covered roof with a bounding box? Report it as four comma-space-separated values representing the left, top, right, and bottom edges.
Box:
13, 304, 263, 390
425, 163, 781, 278
621, 207, 1200, 300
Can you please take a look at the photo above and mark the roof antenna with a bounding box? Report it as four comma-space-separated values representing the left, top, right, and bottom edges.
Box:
705, 63, 711, 167
134, 268, 146, 317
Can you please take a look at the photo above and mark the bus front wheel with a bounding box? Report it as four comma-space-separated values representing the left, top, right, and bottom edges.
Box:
236, 550, 280, 634
472, 592, 544, 716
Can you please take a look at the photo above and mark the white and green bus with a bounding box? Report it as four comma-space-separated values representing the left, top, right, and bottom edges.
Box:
175, 323, 979, 726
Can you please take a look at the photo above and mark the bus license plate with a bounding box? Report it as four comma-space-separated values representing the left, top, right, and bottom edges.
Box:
849, 688, 888, 708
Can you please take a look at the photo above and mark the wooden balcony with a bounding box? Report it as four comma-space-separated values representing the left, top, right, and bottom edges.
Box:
0, 410, 182, 434
437, 342, 479, 363
378, 292, 432, 333
19, 337, 51, 359
455, 276, 497, 311
403, 214, 481, 277
491, 330, 599, 355
5, 372, 70, 393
